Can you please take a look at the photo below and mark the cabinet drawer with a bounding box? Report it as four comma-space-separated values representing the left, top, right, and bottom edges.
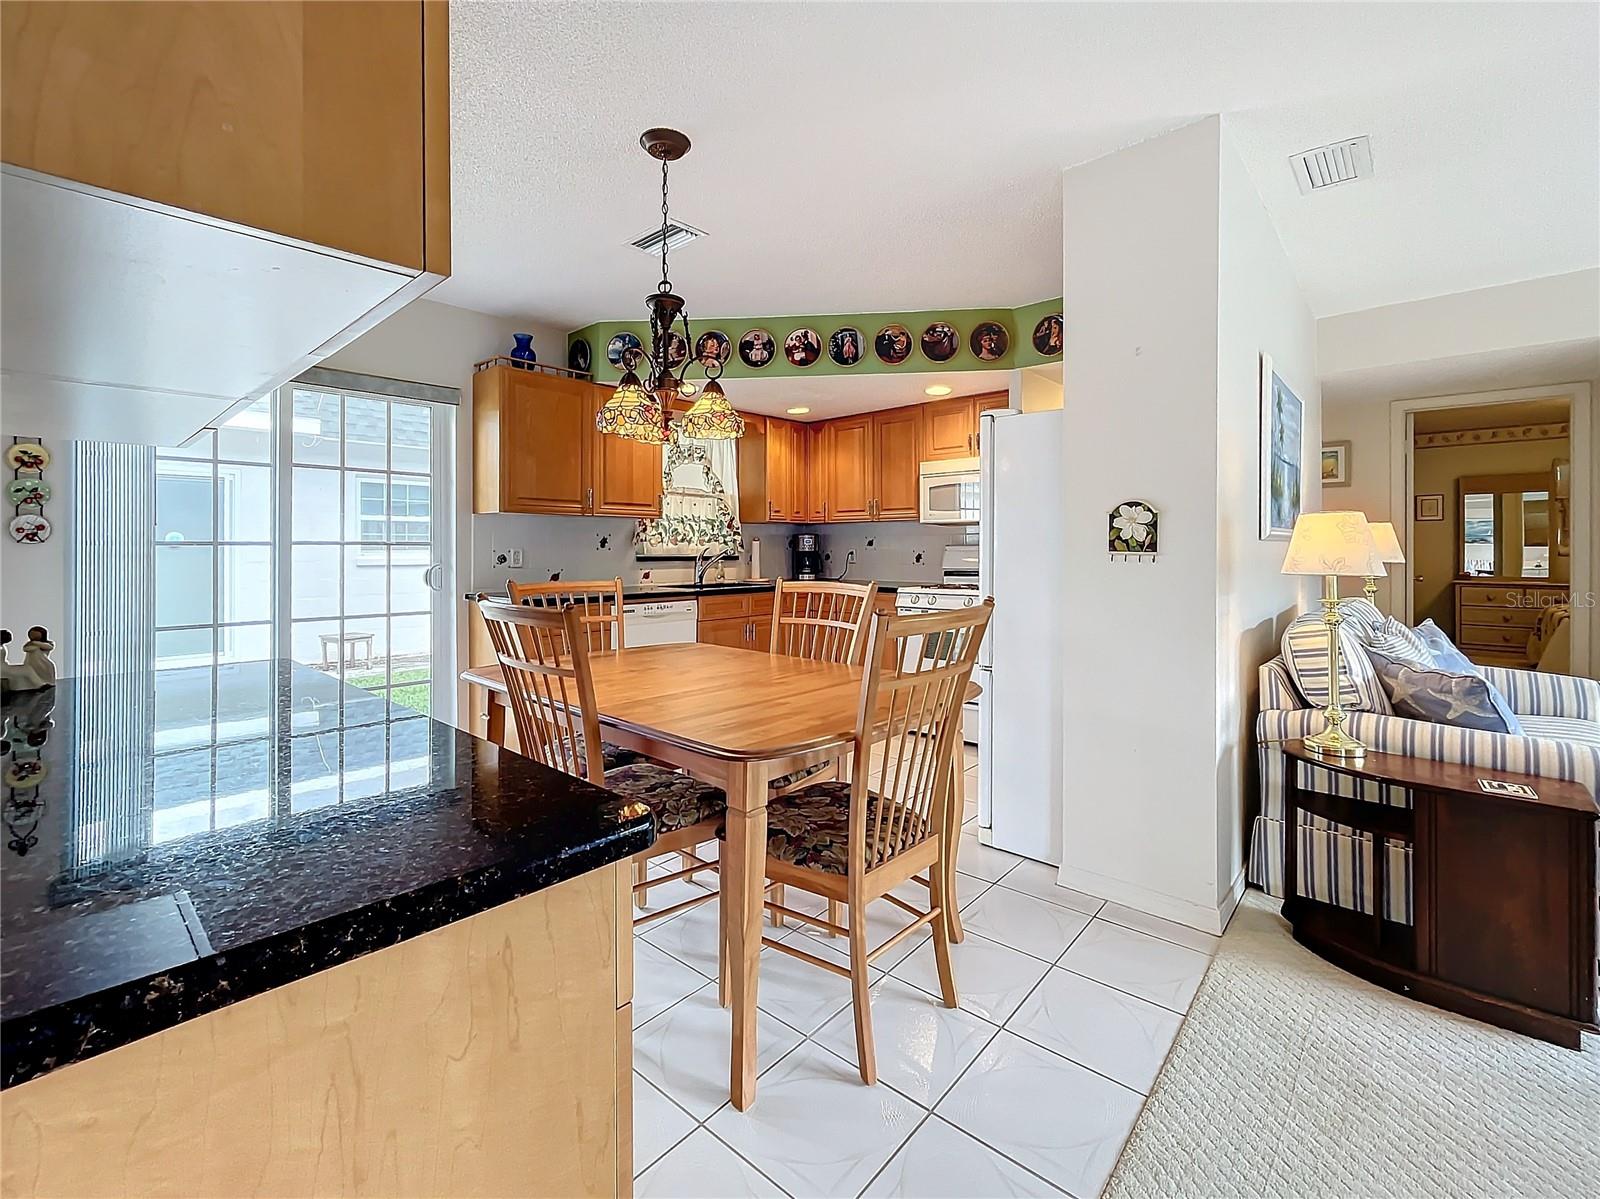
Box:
1458, 624, 1533, 650
1458, 604, 1542, 629
698, 592, 753, 620
1456, 584, 1523, 608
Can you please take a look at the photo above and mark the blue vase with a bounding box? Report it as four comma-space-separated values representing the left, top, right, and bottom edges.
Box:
509, 333, 537, 367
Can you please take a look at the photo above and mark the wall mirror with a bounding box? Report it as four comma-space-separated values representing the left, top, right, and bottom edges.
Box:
1458, 470, 1553, 580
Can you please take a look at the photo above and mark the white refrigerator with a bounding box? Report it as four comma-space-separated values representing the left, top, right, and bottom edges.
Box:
978, 409, 1064, 864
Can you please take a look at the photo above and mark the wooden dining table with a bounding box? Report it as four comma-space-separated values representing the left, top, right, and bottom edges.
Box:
460, 641, 976, 1111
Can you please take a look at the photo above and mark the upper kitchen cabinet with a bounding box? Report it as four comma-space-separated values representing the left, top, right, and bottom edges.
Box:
739, 414, 806, 523
802, 422, 827, 523
921, 391, 1009, 461
827, 414, 876, 521
823, 408, 919, 522
473, 361, 662, 519
873, 406, 921, 519
0, 0, 450, 445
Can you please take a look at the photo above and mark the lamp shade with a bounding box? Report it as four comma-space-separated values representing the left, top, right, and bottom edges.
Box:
1368, 520, 1405, 565
594, 370, 666, 444
1281, 511, 1385, 577
674, 378, 746, 440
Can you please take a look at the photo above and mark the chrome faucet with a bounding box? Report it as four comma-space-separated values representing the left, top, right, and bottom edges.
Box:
695, 544, 736, 586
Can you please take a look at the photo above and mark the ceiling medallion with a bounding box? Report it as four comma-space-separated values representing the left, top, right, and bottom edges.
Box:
595, 128, 744, 443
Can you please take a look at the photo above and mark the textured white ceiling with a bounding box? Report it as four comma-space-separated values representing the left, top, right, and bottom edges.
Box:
438, 2, 1598, 326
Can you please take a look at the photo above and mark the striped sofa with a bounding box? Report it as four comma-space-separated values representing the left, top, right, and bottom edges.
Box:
1247, 604, 1600, 923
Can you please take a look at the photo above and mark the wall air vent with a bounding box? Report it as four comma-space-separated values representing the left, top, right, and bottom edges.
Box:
1290, 137, 1373, 194
629, 221, 705, 255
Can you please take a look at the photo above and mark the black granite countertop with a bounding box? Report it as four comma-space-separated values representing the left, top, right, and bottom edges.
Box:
465, 578, 915, 603
0, 661, 655, 1089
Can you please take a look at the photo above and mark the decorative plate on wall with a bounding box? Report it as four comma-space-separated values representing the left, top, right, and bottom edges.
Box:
665, 331, 689, 369
5, 443, 49, 472
606, 331, 644, 368
874, 324, 913, 365
920, 322, 960, 363
1032, 313, 1064, 356
828, 328, 864, 367
7, 479, 50, 506
784, 328, 822, 367
696, 330, 731, 366
739, 329, 776, 369
970, 322, 1009, 361
568, 338, 592, 374
9, 514, 51, 544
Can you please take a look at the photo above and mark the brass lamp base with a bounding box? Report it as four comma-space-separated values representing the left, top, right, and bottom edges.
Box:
1304, 723, 1367, 759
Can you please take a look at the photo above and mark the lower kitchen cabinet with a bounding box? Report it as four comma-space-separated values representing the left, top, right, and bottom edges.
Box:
698, 590, 775, 651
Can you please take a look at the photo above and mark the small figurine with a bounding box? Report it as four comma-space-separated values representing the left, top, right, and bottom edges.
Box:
1, 628, 56, 692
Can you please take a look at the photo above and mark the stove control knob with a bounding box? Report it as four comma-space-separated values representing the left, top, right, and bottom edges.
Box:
962, 597, 974, 607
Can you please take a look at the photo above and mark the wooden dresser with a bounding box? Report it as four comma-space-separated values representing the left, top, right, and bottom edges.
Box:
1452, 580, 1567, 666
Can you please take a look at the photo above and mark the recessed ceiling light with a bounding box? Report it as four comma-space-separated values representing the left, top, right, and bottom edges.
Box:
925, 385, 953, 397
786, 406, 810, 415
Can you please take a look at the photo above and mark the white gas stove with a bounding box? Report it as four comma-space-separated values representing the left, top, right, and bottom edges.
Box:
895, 547, 984, 741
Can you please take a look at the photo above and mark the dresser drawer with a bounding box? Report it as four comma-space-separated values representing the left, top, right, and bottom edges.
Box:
1458, 604, 1542, 629
1458, 623, 1533, 650
1457, 584, 1524, 608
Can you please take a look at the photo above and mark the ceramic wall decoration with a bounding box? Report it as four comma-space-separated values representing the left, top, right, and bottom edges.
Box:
7, 479, 49, 507
970, 321, 1009, 361
784, 328, 822, 367
738, 328, 776, 368
1032, 313, 1064, 356
8, 514, 50, 544
874, 324, 913, 365
920, 322, 960, 363
1258, 352, 1303, 540
828, 327, 864, 367
5, 444, 48, 473
665, 330, 689, 369
568, 338, 592, 374
508, 332, 537, 366
606, 330, 644, 368
1108, 500, 1159, 561
696, 330, 731, 366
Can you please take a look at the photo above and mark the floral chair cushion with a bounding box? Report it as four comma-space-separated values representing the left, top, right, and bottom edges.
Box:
724, 780, 928, 875
575, 734, 645, 772
768, 761, 832, 792
605, 763, 726, 833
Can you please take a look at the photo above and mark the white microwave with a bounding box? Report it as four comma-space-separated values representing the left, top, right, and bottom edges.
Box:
918, 457, 980, 524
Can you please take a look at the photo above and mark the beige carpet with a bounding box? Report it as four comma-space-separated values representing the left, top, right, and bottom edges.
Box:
1105, 892, 1599, 1199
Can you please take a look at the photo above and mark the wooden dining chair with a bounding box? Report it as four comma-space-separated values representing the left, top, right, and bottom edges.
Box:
765, 579, 878, 929
476, 597, 725, 929
506, 576, 627, 651
724, 600, 993, 1084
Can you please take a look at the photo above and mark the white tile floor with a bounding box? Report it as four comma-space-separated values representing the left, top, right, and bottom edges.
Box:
632, 758, 1221, 1199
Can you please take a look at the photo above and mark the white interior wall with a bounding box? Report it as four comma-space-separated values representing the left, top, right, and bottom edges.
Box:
1058, 116, 1317, 934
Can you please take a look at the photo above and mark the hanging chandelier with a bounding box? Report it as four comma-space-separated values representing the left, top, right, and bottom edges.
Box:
595, 128, 744, 443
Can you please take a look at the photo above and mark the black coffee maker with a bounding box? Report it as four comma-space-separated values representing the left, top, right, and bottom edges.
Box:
789, 533, 821, 580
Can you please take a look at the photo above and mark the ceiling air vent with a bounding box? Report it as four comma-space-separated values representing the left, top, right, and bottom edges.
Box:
1290, 137, 1373, 194
629, 221, 705, 255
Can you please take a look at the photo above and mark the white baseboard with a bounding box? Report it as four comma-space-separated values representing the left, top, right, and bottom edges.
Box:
1058, 862, 1246, 937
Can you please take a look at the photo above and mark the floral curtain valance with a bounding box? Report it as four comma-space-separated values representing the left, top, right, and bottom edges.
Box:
635, 435, 743, 555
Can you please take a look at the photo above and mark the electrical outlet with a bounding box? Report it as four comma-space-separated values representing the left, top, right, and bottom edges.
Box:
491, 548, 525, 569
508, 548, 524, 568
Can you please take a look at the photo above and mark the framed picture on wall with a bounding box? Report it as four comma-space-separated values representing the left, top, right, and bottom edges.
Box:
1320, 440, 1351, 487
1416, 493, 1445, 522
1258, 353, 1303, 540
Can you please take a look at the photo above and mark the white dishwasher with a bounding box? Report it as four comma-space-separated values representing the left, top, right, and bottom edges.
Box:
622, 599, 699, 647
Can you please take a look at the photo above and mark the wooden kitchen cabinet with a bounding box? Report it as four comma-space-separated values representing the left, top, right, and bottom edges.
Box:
827, 414, 876, 521
802, 423, 828, 522
698, 590, 775, 651
1, 0, 449, 275
473, 362, 661, 518
873, 407, 922, 520
921, 391, 1009, 461
739, 414, 806, 523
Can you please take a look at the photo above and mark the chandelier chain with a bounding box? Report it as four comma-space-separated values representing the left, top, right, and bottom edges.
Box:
658, 156, 671, 293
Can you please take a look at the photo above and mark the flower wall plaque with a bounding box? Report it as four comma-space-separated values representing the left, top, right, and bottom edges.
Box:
1108, 500, 1159, 561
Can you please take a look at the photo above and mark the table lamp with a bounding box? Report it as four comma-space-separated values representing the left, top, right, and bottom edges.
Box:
1364, 521, 1406, 607
1281, 511, 1386, 759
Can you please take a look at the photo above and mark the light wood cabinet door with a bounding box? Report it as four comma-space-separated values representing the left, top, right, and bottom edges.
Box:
827, 414, 874, 521
921, 396, 977, 461
1, 0, 447, 274
775, 418, 805, 521
589, 387, 661, 518
802, 423, 827, 522
474, 367, 591, 515
873, 407, 922, 520
698, 615, 758, 650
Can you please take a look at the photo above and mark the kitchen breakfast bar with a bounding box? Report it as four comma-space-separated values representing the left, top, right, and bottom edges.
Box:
0, 661, 654, 1198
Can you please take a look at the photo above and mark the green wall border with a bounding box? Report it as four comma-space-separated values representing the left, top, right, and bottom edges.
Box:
567, 299, 1063, 384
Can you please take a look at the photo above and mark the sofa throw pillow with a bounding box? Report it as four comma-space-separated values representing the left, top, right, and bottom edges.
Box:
1282, 610, 1389, 713
1365, 643, 1524, 735
1336, 596, 1386, 638
1414, 619, 1482, 676
1363, 615, 1433, 665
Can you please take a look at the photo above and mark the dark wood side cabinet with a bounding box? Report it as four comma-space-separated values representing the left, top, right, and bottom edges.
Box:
1282, 739, 1598, 1049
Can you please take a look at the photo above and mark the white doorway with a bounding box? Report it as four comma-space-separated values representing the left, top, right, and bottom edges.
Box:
1387, 383, 1592, 676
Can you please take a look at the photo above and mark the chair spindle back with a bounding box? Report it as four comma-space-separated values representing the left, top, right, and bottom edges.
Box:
770, 579, 878, 665
506, 577, 626, 652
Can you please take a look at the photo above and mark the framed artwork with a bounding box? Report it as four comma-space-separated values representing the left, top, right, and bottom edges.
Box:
970, 321, 1009, 361
828, 327, 864, 367
921, 321, 960, 363
695, 330, 731, 366
1032, 313, 1063, 356
1258, 353, 1303, 540
1416, 493, 1445, 522
1320, 440, 1351, 487
783, 328, 822, 367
